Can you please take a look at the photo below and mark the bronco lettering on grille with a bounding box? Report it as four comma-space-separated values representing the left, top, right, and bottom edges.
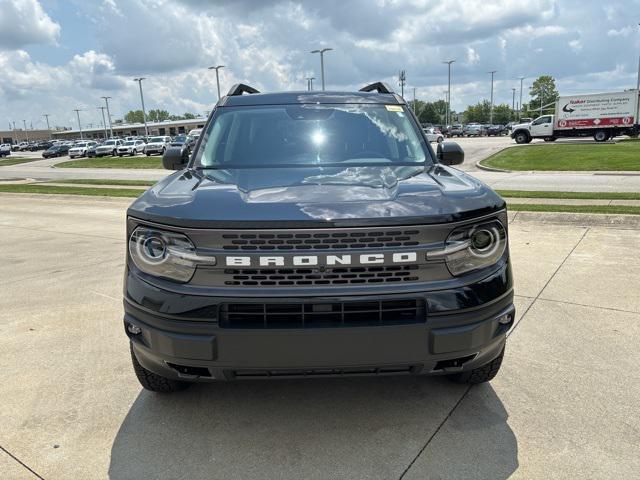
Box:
225, 252, 417, 267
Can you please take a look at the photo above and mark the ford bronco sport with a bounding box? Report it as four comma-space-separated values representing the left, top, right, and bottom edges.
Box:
124, 82, 514, 392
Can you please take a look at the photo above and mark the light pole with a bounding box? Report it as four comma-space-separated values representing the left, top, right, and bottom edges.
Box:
539, 86, 545, 116
511, 88, 516, 120
98, 107, 108, 139
488, 70, 497, 124
443, 60, 455, 126
306, 77, 315, 91
310, 48, 332, 91
22, 120, 29, 141
518, 76, 525, 121
101, 96, 113, 138
412, 87, 417, 114
208, 65, 225, 100
74, 109, 83, 140
133, 78, 149, 137
42, 114, 51, 139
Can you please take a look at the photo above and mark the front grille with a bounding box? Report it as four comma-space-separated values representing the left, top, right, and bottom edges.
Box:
223, 265, 420, 286
221, 229, 421, 251
219, 298, 425, 328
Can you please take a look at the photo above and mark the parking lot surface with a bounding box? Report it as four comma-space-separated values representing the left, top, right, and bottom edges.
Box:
1, 194, 638, 479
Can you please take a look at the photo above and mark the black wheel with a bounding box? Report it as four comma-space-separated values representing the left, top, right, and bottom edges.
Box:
543, 137, 556, 142
130, 344, 190, 393
447, 348, 505, 384
594, 130, 608, 142
514, 131, 530, 144
146, 152, 151, 156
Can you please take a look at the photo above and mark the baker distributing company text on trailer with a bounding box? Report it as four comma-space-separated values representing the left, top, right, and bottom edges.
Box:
556, 91, 637, 129
511, 90, 640, 143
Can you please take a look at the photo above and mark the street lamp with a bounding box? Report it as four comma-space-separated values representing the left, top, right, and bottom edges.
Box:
97, 107, 108, 139
443, 60, 455, 127
518, 77, 525, 121
74, 109, 83, 140
488, 70, 497, 124
22, 120, 29, 142
306, 76, 315, 91
42, 114, 51, 139
101, 96, 114, 138
208, 65, 225, 100
310, 48, 332, 91
133, 78, 149, 137
511, 88, 516, 119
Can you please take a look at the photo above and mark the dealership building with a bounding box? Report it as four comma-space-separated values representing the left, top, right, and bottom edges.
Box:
50, 117, 208, 140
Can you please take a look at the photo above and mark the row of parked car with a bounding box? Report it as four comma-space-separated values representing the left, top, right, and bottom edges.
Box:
38, 130, 202, 159
423, 120, 533, 139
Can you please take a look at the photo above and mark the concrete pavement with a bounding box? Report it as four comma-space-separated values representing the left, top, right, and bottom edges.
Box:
1, 194, 638, 479
3, 138, 640, 192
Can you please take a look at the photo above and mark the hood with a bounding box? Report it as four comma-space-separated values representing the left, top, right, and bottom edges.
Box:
512, 122, 531, 129
128, 165, 505, 228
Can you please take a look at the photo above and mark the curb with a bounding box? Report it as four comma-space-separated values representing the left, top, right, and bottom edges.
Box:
509, 210, 640, 229
476, 160, 512, 173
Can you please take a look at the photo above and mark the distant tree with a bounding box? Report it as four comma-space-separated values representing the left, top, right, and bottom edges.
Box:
182, 112, 197, 119
492, 104, 515, 124
465, 100, 492, 123
147, 109, 171, 122
124, 110, 144, 124
529, 75, 559, 115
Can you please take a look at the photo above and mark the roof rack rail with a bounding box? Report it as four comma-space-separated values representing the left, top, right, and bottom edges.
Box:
227, 83, 260, 96
359, 82, 395, 94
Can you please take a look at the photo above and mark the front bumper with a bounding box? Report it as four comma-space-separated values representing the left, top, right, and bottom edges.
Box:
145, 146, 163, 154
124, 264, 514, 382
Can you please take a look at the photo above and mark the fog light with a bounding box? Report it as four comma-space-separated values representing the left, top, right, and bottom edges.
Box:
497, 313, 513, 325
127, 323, 142, 335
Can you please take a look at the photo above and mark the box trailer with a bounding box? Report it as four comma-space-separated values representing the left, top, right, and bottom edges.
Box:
511, 90, 639, 143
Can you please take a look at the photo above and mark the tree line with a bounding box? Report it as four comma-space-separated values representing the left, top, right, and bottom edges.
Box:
123, 109, 200, 124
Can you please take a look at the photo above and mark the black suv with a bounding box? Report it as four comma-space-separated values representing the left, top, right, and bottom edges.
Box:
124, 82, 514, 392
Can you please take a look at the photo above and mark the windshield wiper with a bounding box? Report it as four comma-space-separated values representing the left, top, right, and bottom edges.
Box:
195, 162, 427, 170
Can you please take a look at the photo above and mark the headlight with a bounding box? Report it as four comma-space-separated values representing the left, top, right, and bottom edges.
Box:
428, 220, 507, 276
128, 226, 215, 283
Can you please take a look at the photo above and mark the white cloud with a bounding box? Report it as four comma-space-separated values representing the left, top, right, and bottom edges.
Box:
568, 39, 582, 52
0, 0, 60, 49
466, 47, 480, 65
607, 26, 634, 37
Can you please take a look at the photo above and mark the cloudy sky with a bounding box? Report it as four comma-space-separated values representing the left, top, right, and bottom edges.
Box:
1, 0, 639, 130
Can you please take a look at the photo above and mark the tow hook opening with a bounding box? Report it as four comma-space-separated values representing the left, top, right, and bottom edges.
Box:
433, 354, 477, 372
166, 362, 212, 378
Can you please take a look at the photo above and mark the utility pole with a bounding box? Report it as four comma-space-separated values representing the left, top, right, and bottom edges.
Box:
74, 109, 83, 140
412, 87, 417, 114
539, 86, 545, 116
22, 120, 29, 141
43, 114, 51, 139
518, 77, 525, 121
133, 78, 149, 137
488, 70, 497, 124
443, 60, 455, 127
98, 107, 108, 139
306, 77, 315, 91
311, 48, 332, 91
398, 70, 406, 98
101, 96, 113, 138
511, 88, 516, 120
208, 65, 225, 100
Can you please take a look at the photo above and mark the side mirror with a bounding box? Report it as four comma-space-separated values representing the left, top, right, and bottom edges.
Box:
162, 146, 188, 170
437, 141, 464, 166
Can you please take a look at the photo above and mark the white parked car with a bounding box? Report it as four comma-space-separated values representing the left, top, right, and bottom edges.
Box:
68, 141, 97, 159
95, 139, 123, 157
144, 136, 171, 156
117, 140, 146, 156
0, 143, 12, 157
17, 141, 30, 151
423, 127, 444, 143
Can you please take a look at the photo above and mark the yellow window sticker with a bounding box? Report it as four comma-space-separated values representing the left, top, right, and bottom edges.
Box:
385, 105, 403, 112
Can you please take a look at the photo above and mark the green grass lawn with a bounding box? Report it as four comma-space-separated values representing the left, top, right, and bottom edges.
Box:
56, 156, 163, 169
508, 204, 640, 215
482, 142, 640, 171
496, 190, 640, 200
55, 179, 156, 186
0, 157, 42, 166
0, 184, 145, 197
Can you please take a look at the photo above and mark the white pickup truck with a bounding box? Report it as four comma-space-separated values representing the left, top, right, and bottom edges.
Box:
511, 90, 639, 143
0, 144, 12, 157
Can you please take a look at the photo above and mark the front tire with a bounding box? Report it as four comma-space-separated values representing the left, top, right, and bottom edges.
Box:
514, 131, 530, 144
447, 348, 505, 384
130, 344, 190, 393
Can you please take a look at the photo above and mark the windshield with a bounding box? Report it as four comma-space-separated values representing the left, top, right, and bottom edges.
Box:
104, 140, 116, 145
149, 137, 163, 142
124, 141, 135, 146
173, 135, 187, 142
195, 104, 430, 169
